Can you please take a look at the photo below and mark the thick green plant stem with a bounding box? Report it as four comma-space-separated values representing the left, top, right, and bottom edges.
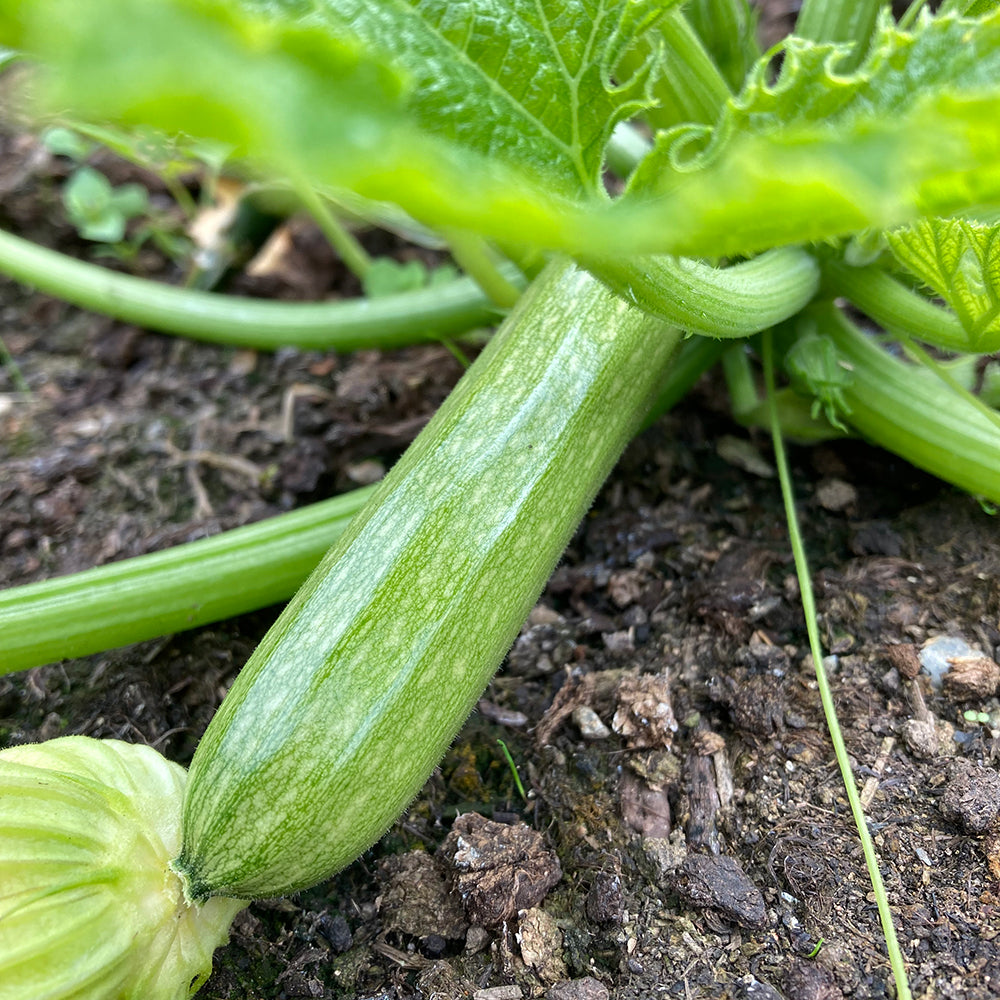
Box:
794, 0, 882, 67
175, 258, 683, 900
648, 8, 732, 128
811, 304, 1000, 502
585, 246, 820, 338
762, 331, 912, 1000
0, 487, 374, 675
895, 331, 1000, 434
823, 260, 971, 352
684, 0, 760, 93
0, 227, 520, 350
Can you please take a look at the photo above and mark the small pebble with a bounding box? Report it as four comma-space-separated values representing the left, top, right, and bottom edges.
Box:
815, 478, 857, 511
546, 978, 610, 1000
474, 988, 522, 1000
920, 636, 975, 689
572, 705, 611, 740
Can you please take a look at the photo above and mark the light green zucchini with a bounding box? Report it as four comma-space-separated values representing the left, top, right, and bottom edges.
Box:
173, 258, 683, 901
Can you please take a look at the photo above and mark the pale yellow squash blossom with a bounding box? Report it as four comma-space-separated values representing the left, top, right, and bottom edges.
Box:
0, 736, 245, 1000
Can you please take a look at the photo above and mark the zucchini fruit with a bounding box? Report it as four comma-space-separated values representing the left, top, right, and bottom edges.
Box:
173, 258, 682, 901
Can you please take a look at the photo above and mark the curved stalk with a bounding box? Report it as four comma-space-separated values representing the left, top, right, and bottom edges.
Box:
584, 246, 820, 338
0, 487, 375, 675
0, 228, 521, 350
648, 8, 732, 128
823, 260, 971, 352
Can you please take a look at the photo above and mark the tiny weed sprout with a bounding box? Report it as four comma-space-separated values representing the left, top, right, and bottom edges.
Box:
0, 1, 999, 998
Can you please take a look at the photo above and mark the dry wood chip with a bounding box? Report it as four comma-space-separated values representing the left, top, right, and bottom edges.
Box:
674, 853, 767, 929
474, 987, 522, 1000
943, 655, 1000, 700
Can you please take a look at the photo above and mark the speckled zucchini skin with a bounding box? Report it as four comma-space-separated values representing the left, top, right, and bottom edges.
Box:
174, 259, 682, 901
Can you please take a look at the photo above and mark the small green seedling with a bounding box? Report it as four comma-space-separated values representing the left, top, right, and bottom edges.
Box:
61, 165, 149, 243
497, 738, 528, 803
963, 709, 992, 725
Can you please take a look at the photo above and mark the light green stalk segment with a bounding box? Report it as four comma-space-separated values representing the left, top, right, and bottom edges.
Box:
584, 246, 820, 338
174, 258, 683, 901
0, 228, 519, 350
794, 0, 882, 65
894, 331, 1000, 435
823, 259, 971, 352
442, 229, 524, 309
294, 182, 372, 280
0, 487, 374, 675
683, 0, 759, 92
641, 8, 732, 129
762, 331, 912, 1000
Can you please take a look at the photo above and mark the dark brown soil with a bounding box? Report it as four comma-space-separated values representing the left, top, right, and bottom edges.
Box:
3, 103, 1000, 1000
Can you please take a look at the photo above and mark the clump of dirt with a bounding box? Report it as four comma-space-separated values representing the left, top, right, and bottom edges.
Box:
2, 122, 1000, 1000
